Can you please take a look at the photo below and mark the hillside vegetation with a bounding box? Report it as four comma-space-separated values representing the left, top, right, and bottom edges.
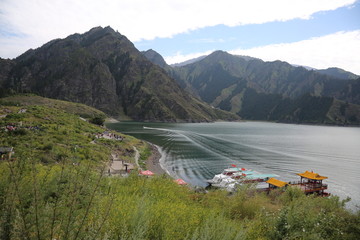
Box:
0, 95, 150, 164
1, 96, 359, 239
0, 94, 106, 119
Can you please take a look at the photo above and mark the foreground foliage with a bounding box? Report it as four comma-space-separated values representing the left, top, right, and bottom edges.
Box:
0, 163, 359, 240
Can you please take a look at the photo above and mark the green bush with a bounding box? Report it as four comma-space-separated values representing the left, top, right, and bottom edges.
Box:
5, 113, 24, 121
11, 128, 27, 136
90, 116, 105, 126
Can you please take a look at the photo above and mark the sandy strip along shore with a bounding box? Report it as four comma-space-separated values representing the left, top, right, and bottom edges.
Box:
146, 143, 166, 175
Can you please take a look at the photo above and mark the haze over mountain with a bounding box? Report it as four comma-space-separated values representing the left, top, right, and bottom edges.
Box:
143, 50, 360, 125
0, 27, 237, 122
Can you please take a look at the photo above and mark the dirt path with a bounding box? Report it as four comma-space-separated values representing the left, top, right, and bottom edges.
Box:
105, 144, 165, 176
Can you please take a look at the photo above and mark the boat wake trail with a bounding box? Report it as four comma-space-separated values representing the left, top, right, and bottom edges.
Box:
144, 126, 286, 184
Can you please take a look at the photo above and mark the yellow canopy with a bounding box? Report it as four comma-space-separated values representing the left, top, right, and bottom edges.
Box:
297, 171, 328, 180
266, 178, 288, 188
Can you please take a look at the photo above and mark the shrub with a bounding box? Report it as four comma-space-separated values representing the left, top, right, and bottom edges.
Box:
42, 143, 53, 151
90, 116, 105, 126
9, 128, 27, 136
5, 113, 24, 121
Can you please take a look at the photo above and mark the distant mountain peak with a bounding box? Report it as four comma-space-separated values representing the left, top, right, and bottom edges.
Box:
212, 50, 228, 54
142, 49, 168, 68
209, 50, 231, 57
87, 26, 116, 34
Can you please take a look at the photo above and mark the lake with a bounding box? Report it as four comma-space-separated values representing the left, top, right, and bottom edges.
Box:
106, 121, 360, 210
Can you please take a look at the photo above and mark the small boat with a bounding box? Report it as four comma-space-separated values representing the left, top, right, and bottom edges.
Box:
239, 173, 279, 183
225, 173, 279, 192
207, 165, 278, 191
206, 166, 253, 185
208, 167, 331, 196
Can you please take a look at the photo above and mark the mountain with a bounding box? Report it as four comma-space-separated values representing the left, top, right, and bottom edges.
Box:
141, 49, 168, 69
0, 27, 238, 122
170, 55, 207, 67
228, 89, 360, 125
0, 58, 14, 90
315, 67, 359, 80
148, 50, 360, 125
171, 51, 360, 103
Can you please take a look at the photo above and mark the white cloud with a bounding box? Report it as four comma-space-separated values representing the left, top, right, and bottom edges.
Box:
229, 30, 360, 75
0, 0, 357, 58
189, 38, 225, 44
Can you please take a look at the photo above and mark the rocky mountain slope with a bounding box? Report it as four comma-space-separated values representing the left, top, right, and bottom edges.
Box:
170, 51, 360, 103
0, 27, 238, 122
143, 50, 360, 125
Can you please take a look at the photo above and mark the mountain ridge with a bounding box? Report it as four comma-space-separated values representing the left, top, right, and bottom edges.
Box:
0, 27, 238, 122
171, 51, 359, 79
143, 49, 360, 125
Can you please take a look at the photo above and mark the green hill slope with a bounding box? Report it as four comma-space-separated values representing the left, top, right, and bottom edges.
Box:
0, 94, 106, 119
0, 95, 149, 165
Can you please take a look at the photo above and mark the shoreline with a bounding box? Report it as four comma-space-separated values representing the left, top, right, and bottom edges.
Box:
145, 143, 167, 175
105, 117, 120, 123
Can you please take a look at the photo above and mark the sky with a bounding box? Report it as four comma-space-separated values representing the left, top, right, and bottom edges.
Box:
0, 0, 360, 74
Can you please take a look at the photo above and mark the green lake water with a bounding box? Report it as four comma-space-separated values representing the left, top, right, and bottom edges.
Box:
106, 121, 360, 209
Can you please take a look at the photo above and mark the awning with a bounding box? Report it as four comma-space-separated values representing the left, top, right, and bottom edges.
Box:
266, 178, 288, 187
297, 171, 327, 180
139, 170, 154, 176
174, 179, 187, 185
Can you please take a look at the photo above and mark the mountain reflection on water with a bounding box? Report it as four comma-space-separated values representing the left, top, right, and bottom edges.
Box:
107, 121, 360, 210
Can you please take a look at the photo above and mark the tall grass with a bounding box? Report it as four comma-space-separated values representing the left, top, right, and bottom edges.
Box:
1, 162, 358, 240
